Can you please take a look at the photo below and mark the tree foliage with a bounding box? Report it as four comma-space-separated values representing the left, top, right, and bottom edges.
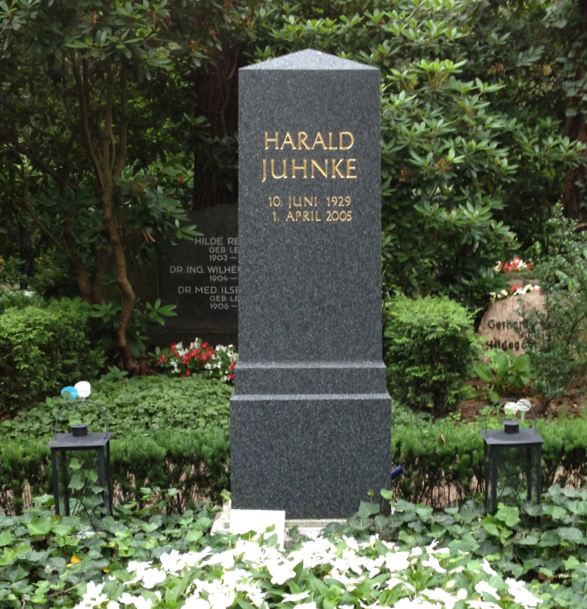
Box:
1, 0, 587, 366
0, 0, 198, 367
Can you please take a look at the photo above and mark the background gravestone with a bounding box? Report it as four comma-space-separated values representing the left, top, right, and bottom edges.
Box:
155, 204, 238, 347
231, 50, 391, 519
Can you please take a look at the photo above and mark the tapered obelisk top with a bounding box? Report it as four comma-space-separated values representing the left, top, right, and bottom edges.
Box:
242, 49, 377, 71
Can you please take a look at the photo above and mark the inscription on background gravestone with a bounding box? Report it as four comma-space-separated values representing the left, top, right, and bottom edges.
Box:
231, 50, 391, 519
478, 291, 544, 354
155, 204, 238, 347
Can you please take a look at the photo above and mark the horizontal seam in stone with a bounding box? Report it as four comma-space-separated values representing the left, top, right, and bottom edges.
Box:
231, 393, 391, 401
236, 361, 385, 369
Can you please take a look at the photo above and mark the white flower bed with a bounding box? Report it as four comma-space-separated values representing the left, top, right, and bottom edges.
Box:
75, 530, 542, 609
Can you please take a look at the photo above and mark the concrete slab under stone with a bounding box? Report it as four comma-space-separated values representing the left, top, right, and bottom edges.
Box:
286, 519, 346, 541
232, 49, 391, 519
212, 503, 343, 548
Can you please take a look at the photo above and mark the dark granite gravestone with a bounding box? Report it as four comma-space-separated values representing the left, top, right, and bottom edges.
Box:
231, 50, 391, 519
155, 204, 238, 347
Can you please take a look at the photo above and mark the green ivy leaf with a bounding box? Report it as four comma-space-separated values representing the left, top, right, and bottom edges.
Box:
557, 527, 583, 545
495, 505, 520, 528
26, 518, 53, 537
357, 501, 380, 519
0, 530, 14, 547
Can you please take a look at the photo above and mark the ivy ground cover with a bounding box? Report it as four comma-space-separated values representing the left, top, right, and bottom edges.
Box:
1, 487, 586, 609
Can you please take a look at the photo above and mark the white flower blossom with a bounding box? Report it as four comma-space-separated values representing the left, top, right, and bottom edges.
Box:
481, 559, 497, 577
386, 577, 415, 593
422, 586, 463, 609
393, 598, 440, 609
126, 561, 165, 588
422, 553, 446, 574
181, 595, 210, 609
281, 591, 310, 603
207, 588, 235, 609
201, 548, 235, 570
68, 530, 546, 609
474, 581, 500, 601
239, 582, 266, 607
74, 581, 107, 609
385, 550, 411, 572
289, 537, 335, 569
233, 539, 265, 565
328, 568, 363, 590
505, 578, 542, 608
222, 567, 250, 588
266, 558, 298, 585
118, 593, 153, 609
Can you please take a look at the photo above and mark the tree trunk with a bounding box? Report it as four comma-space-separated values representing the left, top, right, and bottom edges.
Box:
193, 46, 239, 210
101, 182, 138, 372
73, 55, 137, 370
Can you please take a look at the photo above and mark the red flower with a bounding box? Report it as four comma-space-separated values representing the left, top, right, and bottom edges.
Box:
185, 370, 191, 377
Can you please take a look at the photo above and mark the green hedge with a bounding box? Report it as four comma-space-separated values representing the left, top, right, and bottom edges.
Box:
0, 298, 105, 417
2, 415, 586, 514
0, 429, 229, 515
393, 416, 587, 507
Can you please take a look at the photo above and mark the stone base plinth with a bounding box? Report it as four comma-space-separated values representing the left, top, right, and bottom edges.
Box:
230, 394, 391, 519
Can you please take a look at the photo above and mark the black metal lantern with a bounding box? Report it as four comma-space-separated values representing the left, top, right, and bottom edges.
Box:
481, 421, 544, 513
49, 424, 113, 516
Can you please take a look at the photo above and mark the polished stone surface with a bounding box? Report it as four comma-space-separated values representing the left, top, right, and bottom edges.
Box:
232, 50, 391, 519
156, 204, 238, 346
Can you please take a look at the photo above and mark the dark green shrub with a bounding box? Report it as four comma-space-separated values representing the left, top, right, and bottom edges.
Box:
0, 374, 231, 440
384, 296, 479, 417
0, 298, 105, 417
520, 207, 587, 403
